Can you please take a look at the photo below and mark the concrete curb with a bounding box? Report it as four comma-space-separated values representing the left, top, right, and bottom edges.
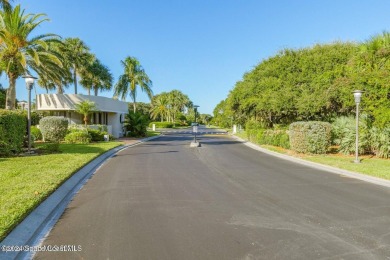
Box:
232, 135, 390, 189
0, 135, 161, 260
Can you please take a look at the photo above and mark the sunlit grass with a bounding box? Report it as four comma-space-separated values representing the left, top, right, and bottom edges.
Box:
0, 141, 122, 241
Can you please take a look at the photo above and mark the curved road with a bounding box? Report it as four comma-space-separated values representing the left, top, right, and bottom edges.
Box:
35, 134, 390, 259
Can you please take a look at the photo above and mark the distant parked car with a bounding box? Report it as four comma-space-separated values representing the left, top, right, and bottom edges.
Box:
191, 123, 199, 126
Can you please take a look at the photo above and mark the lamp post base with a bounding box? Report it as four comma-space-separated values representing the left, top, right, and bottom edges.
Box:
190, 141, 201, 147
353, 159, 361, 164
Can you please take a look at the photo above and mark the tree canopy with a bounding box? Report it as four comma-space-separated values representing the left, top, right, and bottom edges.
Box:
216, 33, 390, 128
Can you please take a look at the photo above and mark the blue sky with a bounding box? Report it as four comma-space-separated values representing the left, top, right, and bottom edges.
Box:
2, 0, 390, 114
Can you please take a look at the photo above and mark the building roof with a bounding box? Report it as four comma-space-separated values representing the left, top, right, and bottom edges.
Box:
36, 94, 128, 113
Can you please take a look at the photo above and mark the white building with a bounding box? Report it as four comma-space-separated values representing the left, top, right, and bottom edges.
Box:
36, 94, 128, 138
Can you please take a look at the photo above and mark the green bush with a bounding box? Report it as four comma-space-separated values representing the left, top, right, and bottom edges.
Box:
370, 127, 390, 158
289, 121, 332, 154
87, 129, 107, 142
39, 116, 68, 142
64, 131, 91, 144
30, 126, 42, 141
149, 121, 173, 128
245, 120, 290, 149
332, 115, 371, 155
0, 110, 27, 156
125, 111, 149, 137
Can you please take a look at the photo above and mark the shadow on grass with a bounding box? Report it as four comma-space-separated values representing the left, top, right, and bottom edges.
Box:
59, 144, 114, 154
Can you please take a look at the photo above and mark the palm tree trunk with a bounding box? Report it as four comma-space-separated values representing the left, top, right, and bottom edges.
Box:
94, 87, 98, 96
132, 92, 137, 113
87, 88, 90, 95
5, 75, 16, 109
73, 65, 78, 94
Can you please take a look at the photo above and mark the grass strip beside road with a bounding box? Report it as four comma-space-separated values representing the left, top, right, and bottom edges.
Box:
0, 141, 122, 241
235, 131, 390, 180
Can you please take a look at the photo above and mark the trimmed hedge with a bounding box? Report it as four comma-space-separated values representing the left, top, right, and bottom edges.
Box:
149, 121, 173, 128
245, 121, 290, 149
39, 116, 68, 142
289, 121, 332, 154
0, 110, 27, 155
64, 131, 92, 144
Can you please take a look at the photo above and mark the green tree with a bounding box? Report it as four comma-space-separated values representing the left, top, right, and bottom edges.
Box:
0, 5, 62, 109
80, 58, 112, 96
150, 93, 169, 122
75, 100, 98, 126
114, 56, 153, 113
60, 37, 93, 94
35, 41, 72, 94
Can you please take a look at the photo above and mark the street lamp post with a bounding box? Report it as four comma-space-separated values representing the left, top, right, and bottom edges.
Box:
23, 74, 37, 154
353, 90, 363, 163
193, 105, 199, 143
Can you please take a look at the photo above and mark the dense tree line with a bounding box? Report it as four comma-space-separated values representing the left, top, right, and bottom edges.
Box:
215, 33, 390, 128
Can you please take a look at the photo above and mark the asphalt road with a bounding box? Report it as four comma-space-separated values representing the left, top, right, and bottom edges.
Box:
35, 134, 390, 259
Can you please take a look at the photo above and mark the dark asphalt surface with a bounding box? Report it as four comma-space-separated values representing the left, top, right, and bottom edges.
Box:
35, 134, 390, 260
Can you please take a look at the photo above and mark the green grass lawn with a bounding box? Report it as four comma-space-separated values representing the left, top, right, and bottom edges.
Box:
235, 131, 390, 180
146, 131, 161, 137
0, 141, 122, 241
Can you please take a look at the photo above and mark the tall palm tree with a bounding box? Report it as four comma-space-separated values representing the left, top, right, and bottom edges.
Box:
80, 58, 112, 96
59, 37, 92, 94
150, 93, 169, 122
0, 5, 62, 109
114, 56, 153, 112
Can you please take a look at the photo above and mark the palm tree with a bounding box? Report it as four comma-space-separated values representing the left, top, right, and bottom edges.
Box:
75, 100, 98, 127
59, 38, 92, 94
114, 56, 153, 112
80, 58, 112, 96
0, 0, 12, 10
35, 41, 72, 94
150, 93, 169, 122
0, 5, 62, 109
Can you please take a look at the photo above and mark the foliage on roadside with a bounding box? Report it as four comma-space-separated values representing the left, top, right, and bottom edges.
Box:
246, 120, 290, 149
0, 109, 26, 156
289, 121, 332, 154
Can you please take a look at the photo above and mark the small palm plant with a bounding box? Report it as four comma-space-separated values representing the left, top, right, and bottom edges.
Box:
75, 100, 98, 127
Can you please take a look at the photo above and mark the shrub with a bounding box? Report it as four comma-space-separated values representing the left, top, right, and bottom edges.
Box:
39, 116, 68, 142
332, 115, 371, 155
87, 129, 106, 142
370, 127, 390, 158
149, 121, 173, 128
245, 120, 290, 149
30, 126, 42, 141
289, 121, 332, 154
0, 110, 26, 155
64, 131, 91, 144
125, 111, 149, 137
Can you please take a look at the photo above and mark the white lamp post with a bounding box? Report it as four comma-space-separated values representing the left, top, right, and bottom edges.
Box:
23, 74, 37, 153
353, 90, 363, 163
